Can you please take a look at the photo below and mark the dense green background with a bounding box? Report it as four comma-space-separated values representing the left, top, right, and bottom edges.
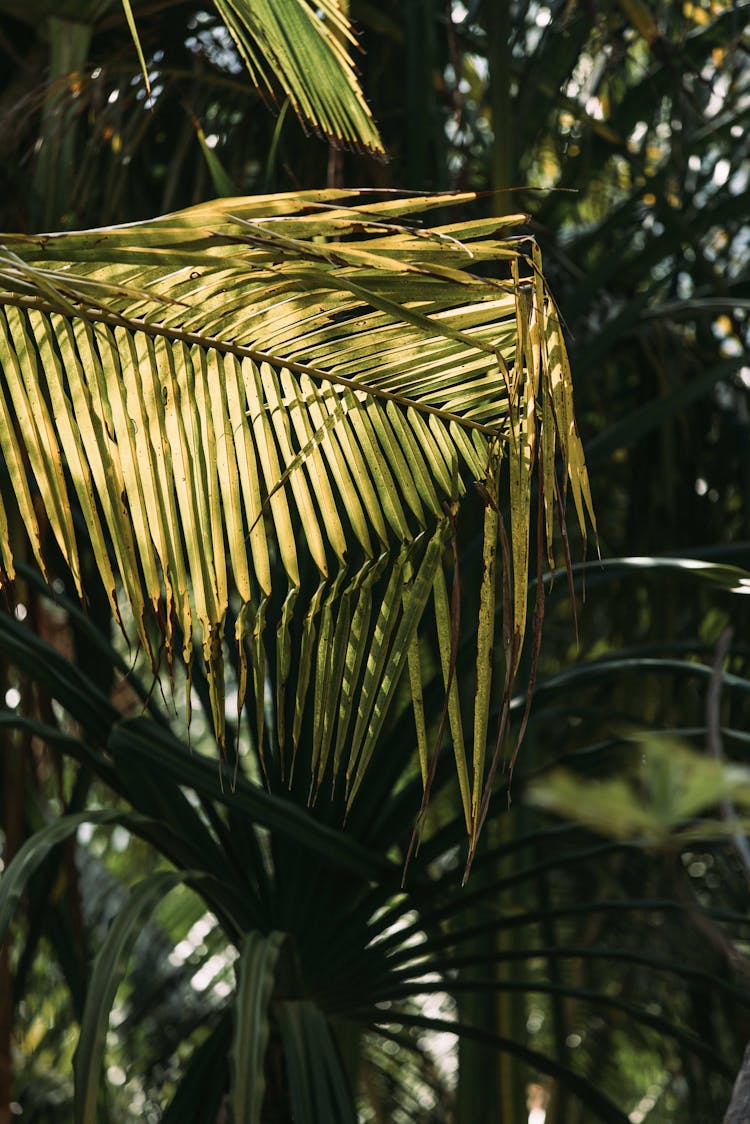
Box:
1, 1, 749, 1121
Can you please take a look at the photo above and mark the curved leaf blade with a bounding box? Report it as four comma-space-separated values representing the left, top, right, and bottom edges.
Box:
230, 930, 286, 1124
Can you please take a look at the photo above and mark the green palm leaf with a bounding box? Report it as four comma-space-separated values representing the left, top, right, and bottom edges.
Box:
118, 0, 383, 154
214, 0, 383, 154
0, 190, 595, 847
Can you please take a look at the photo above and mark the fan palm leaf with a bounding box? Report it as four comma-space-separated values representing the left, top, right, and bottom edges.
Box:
0, 189, 595, 851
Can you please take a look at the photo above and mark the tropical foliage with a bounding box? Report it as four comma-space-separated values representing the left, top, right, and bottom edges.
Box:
1, 1, 750, 1122
0, 189, 595, 861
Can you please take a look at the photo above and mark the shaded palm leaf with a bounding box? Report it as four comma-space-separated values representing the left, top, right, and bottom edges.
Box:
0, 189, 595, 847
3, 601, 749, 1121
120, 0, 384, 155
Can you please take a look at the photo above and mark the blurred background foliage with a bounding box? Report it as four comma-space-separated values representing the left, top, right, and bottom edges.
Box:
1, 0, 750, 1121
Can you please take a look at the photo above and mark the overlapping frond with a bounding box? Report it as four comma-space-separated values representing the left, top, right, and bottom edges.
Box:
0, 190, 595, 849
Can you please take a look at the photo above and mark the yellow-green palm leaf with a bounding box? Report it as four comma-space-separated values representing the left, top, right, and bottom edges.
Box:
0, 190, 595, 848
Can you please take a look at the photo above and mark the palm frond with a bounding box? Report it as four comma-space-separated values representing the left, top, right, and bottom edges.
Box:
0, 190, 595, 847
121, 0, 384, 155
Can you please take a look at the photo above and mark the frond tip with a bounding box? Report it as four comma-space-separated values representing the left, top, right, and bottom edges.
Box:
0, 190, 596, 858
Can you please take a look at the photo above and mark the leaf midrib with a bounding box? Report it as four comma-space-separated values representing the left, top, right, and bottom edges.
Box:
0, 291, 508, 438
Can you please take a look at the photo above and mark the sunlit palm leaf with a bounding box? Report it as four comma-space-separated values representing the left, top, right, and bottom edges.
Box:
0, 189, 595, 846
